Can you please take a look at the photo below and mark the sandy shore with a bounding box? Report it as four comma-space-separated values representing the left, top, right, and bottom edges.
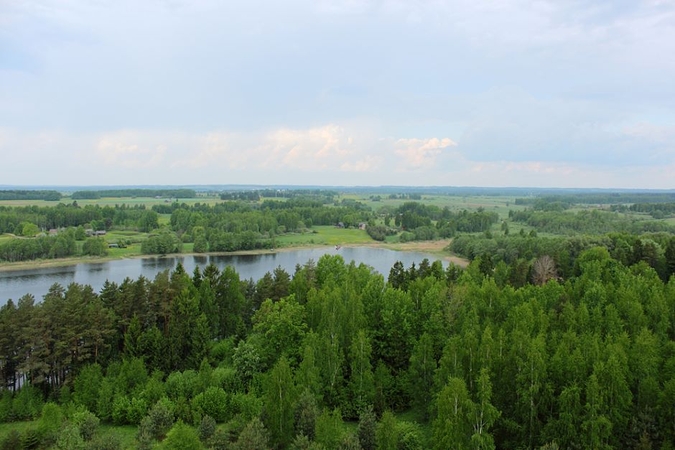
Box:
0, 239, 468, 273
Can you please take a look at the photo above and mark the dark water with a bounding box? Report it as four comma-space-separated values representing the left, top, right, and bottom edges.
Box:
0, 247, 446, 304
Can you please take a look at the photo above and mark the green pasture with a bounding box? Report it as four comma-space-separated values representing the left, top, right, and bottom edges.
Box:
275, 225, 372, 247
341, 193, 524, 220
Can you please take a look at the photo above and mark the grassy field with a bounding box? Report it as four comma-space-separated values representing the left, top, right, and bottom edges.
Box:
340, 193, 525, 221
275, 225, 372, 247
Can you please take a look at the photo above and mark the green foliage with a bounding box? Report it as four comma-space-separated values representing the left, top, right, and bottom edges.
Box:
141, 230, 182, 255
357, 406, 377, 450
55, 423, 86, 450
376, 411, 399, 450
0, 190, 61, 201
233, 417, 269, 450
86, 432, 123, 450
294, 388, 319, 440
38, 402, 64, 445
19, 427, 40, 450
315, 408, 344, 450
138, 397, 175, 443
191, 387, 229, 423
198, 414, 216, 442
12, 386, 43, 421
0, 429, 20, 450
161, 421, 203, 450
263, 356, 297, 448
74, 364, 104, 413
396, 421, 423, 450
252, 295, 307, 367
82, 237, 109, 256
71, 407, 100, 441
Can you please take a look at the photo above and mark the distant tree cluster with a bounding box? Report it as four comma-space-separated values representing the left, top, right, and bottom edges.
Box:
71, 189, 196, 200
509, 208, 675, 235
0, 203, 159, 234
0, 190, 61, 201
386, 202, 499, 241
515, 192, 675, 205
220, 191, 261, 201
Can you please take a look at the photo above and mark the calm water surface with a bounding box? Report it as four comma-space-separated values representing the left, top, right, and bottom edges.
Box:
0, 247, 446, 304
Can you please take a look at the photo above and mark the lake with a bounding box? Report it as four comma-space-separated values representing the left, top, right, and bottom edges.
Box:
0, 247, 446, 304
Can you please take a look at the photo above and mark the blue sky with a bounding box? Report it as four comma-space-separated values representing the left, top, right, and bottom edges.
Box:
1, 0, 674, 188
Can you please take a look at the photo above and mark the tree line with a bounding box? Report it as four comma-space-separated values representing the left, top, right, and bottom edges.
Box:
71, 189, 197, 200
509, 208, 675, 235
0, 203, 159, 234
0, 190, 61, 201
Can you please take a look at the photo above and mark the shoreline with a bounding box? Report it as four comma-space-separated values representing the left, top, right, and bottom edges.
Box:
0, 239, 468, 273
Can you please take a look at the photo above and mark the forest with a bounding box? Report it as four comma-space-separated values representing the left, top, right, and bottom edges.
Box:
1, 245, 675, 449
2, 191, 675, 448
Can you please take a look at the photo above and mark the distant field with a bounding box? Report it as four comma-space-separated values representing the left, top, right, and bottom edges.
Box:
341, 193, 525, 220
275, 225, 372, 247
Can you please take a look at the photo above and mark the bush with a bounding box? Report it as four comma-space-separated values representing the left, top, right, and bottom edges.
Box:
198, 414, 216, 442
191, 387, 229, 423
396, 421, 423, 450
19, 428, 41, 450
0, 430, 20, 450
12, 386, 43, 421
85, 433, 122, 450
82, 238, 108, 256
0, 390, 14, 422
139, 397, 175, 442
55, 423, 86, 450
71, 408, 100, 441
112, 396, 130, 425
161, 421, 203, 450
38, 402, 64, 446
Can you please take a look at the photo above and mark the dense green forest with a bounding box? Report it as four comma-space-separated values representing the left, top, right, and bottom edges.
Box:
70, 190, 197, 200
0, 191, 61, 202
2, 247, 675, 449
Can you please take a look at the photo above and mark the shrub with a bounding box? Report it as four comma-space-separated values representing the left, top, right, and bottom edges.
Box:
161, 421, 203, 450
138, 397, 175, 442
198, 414, 216, 442
12, 386, 43, 421
0, 430, 20, 450
85, 433, 122, 450
55, 423, 85, 450
38, 402, 64, 446
191, 387, 229, 423
71, 408, 100, 441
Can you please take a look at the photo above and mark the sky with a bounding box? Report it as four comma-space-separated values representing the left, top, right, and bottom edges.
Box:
1, 0, 674, 188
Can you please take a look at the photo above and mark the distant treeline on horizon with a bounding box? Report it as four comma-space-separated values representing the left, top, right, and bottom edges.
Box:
70, 189, 197, 200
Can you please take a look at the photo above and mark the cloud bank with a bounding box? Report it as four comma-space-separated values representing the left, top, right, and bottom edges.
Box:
0, 0, 674, 187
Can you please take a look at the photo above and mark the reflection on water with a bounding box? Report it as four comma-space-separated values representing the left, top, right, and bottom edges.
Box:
0, 248, 447, 305
142, 257, 179, 271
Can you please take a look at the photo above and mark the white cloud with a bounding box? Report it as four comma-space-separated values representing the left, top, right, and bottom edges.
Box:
394, 137, 457, 170
96, 131, 167, 169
